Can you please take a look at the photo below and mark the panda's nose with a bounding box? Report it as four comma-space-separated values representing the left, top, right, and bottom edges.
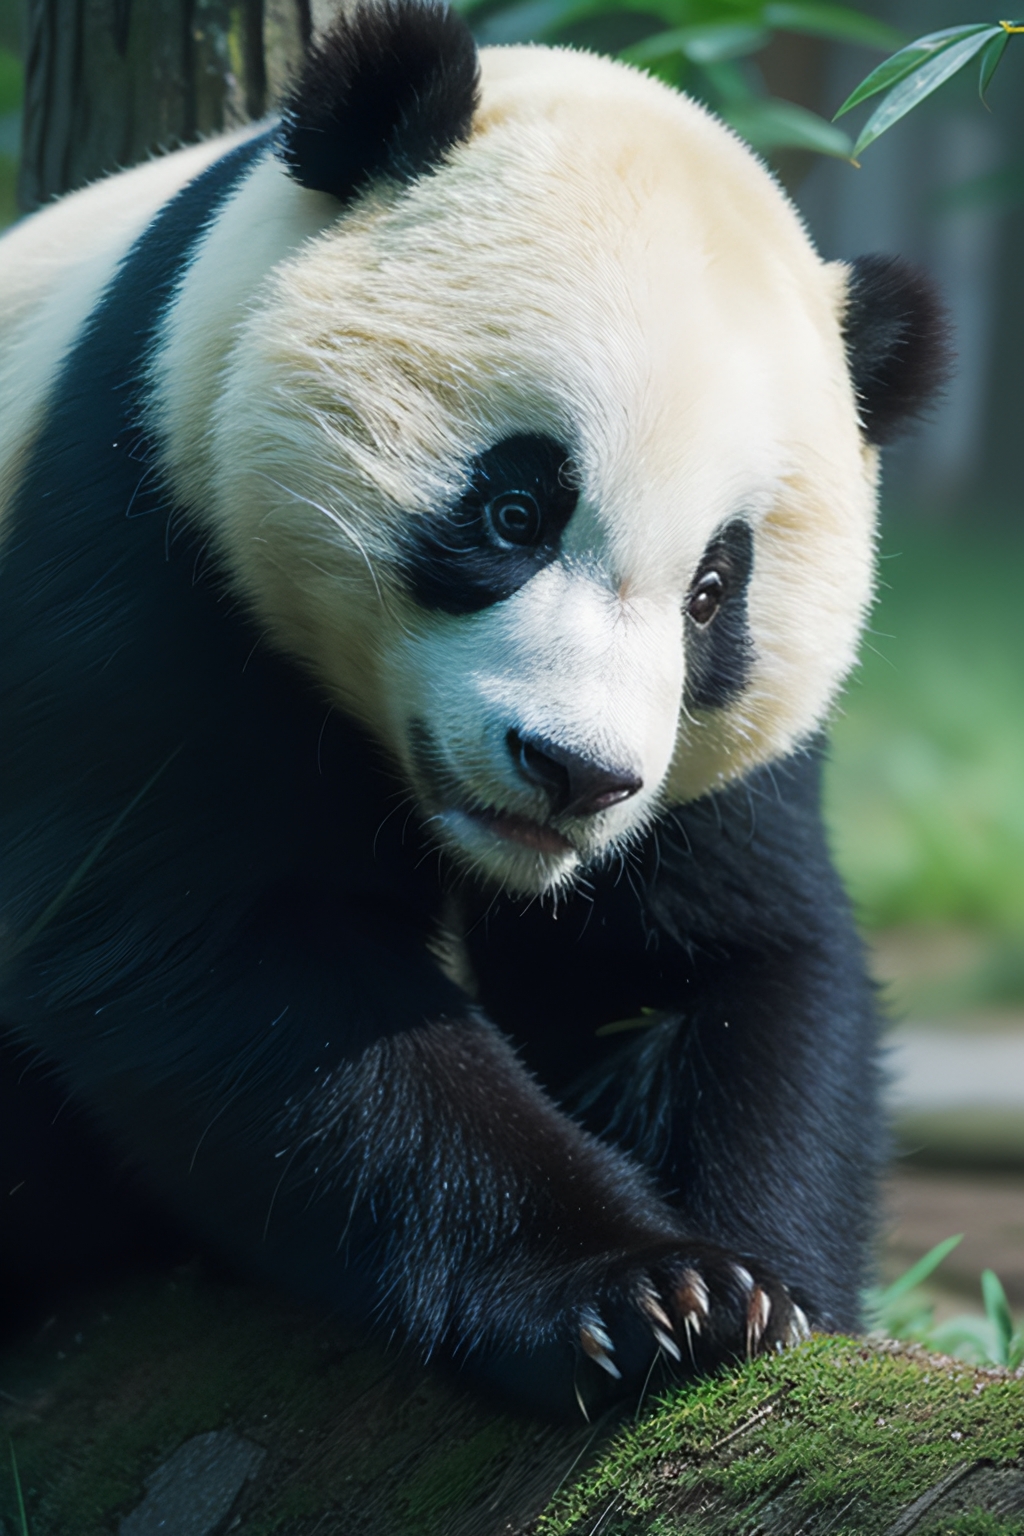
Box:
507, 730, 642, 818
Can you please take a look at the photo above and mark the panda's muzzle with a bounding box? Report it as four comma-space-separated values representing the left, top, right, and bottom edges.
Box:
407, 718, 641, 864
506, 730, 642, 819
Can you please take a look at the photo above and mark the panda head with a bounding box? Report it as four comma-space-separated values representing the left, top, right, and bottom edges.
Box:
191, 0, 950, 897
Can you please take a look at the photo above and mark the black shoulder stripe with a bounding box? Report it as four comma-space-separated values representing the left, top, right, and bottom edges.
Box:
0, 121, 441, 1008
83, 131, 275, 373
0, 132, 277, 935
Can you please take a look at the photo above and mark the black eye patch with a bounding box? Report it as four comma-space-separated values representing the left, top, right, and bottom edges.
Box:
684, 520, 754, 710
403, 435, 579, 615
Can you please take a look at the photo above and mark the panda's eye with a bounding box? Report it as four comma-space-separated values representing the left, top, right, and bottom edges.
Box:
687, 570, 725, 627
484, 490, 543, 549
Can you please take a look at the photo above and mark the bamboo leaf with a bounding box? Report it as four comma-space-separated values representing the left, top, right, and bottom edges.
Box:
764, 3, 902, 52
978, 28, 1010, 103
835, 25, 999, 119
467, 0, 606, 43
626, 22, 768, 65
723, 97, 852, 157
470, 0, 742, 42
470, 0, 576, 42
851, 29, 1005, 158
701, 57, 757, 105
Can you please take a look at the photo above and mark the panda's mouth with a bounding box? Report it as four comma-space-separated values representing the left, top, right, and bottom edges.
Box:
459, 804, 572, 854
407, 721, 574, 859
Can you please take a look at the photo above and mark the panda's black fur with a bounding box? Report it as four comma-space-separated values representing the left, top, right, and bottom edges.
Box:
0, 1, 948, 1419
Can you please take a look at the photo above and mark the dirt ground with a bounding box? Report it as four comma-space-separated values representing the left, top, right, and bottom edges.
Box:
870, 928, 1024, 1324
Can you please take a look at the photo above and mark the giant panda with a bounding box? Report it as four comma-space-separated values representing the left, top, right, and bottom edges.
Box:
0, 0, 947, 1418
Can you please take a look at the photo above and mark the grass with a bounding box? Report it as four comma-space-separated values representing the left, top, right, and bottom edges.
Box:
826, 516, 1024, 1005
8, 1439, 29, 1536
871, 1238, 1024, 1370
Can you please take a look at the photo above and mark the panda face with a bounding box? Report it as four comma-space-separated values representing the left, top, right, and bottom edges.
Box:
162, 47, 877, 895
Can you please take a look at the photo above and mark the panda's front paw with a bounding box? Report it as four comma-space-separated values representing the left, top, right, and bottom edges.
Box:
578, 1241, 811, 1399
466, 1241, 811, 1419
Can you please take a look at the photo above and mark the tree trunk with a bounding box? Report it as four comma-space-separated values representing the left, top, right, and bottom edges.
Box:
17, 0, 312, 212
2, 1265, 1022, 1536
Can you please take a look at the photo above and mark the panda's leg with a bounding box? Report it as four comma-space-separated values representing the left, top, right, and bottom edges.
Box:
467, 747, 883, 1347
566, 931, 882, 1337
6, 904, 803, 1418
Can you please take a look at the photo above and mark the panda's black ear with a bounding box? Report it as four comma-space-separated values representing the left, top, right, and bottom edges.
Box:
277, 0, 479, 201
842, 255, 953, 446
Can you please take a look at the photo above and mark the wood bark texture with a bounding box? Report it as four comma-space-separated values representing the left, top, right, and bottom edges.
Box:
1, 1265, 1022, 1535
17, 0, 312, 210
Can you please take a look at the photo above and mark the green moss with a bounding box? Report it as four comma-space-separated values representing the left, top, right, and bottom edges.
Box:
540, 1336, 1024, 1536
4, 1278, 1021, 1535
919, 1517, 1024, 1536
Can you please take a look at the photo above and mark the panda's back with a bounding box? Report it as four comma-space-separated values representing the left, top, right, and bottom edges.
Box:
0, 129, 262, 542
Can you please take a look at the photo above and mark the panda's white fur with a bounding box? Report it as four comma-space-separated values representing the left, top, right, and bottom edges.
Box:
1, 46, 875, 898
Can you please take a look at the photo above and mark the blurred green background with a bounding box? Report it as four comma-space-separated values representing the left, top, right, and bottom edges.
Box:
827, 521, 1024, 1021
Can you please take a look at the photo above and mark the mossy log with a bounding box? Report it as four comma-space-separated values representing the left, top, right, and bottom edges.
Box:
1, 1266, 1022, 1536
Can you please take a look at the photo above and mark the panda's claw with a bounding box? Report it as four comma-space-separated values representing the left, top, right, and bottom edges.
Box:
580, 1312, 621, 1378
746, 1284, 771, 1357
574, 1248, 808, 1403
637, 1281, 675, 1336
580, 1309, 614, 1352
653, 1325, 682, 1361
675, 1267, 710, 1327
732, 1262, 755, 1296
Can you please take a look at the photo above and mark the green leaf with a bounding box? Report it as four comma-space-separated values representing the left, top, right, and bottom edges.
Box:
700, 57, 757, 105
835, 25, 999, 119
764, 3, 902, 52
723, 97, 852, 156
978, 28, 1010, 103
626, 22, 768, 65
981, 1268, 1015, 1364
850, 28, 1005, 159
468, 0, 588, 44
874, 1234, 963, 1311
470, 0, 751, 43
1009, 1330, 1024, 1370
